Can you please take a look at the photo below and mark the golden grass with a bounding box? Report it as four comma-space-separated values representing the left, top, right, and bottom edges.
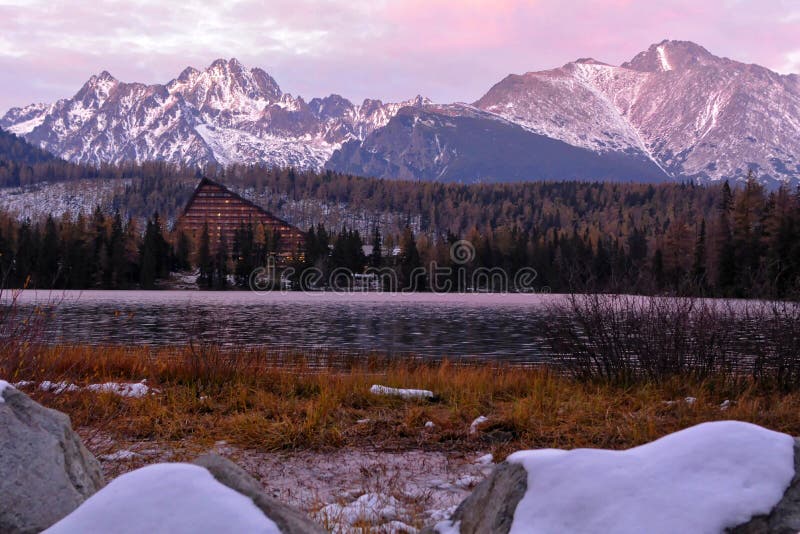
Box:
5, 343, 800, 458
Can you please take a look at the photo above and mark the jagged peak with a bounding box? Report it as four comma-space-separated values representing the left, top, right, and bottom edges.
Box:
573, 58, 610, 66
74, 70, 119, 103
167, 58, 282, 102
209, 57, 241, 70
96, 70, 117, 82
623, 40, 718, 72
177, 66, 200, 82
406, 95, 432, 106
85, 70, 118, 87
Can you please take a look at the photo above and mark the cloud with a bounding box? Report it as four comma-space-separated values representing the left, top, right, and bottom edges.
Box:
0, 0, 798, 113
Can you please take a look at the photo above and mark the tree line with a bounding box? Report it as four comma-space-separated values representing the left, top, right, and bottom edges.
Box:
2, 172, 800, 298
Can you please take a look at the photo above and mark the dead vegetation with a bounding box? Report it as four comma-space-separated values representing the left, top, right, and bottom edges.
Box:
5, 342, 800, 460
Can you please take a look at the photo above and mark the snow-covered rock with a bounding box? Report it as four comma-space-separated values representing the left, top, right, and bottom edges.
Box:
44, 463, 285, 534
17, 379, 156, 398
0, 382, 105, 533
370, 384, 435, 400
430, 421, 799, 534
469, 416, 488, 434
85, 380, 152, 398
193, 453, 325, 534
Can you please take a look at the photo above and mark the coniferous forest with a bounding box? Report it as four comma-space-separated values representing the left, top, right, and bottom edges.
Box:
1, 158, 799, 298
1, 128, 798, 296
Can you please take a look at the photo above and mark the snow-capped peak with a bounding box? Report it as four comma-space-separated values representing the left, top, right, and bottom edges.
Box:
623, 40, 718, 72
0, 59, 426, 171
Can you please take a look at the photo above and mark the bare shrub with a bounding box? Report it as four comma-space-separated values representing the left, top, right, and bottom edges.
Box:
544, 294, 800, 388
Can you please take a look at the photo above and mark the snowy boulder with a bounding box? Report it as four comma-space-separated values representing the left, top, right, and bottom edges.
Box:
193, 453, 326, 534
370, 384, 435, 400
46, 458, 326, 533
428, 421, 798, 534
422, 462, 527, 534
729, 437, 800, 533
45, 463, 285, 533
0, 381, 105, 533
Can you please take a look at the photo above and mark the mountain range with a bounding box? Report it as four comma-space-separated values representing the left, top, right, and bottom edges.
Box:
3, 40, 799, 185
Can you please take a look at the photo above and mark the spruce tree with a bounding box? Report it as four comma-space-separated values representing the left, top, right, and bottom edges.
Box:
370, 227, 383, 269
691, 218, 707, 290
197, 222, 212, 289
398, 226, 423, 291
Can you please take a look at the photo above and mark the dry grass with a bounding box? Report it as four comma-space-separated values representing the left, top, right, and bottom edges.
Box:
5, 343, 800, 459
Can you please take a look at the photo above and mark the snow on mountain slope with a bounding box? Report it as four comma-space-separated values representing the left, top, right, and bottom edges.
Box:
0, 59, 427, 169
4, 41, 800, 185
475, 40, 800, 184
0, 180, 127, 218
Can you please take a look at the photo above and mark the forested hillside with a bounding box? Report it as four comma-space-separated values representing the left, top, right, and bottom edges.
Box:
1, 164, 799, 299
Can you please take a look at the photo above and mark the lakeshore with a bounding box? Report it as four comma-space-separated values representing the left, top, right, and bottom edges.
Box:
7, 343, 800, 530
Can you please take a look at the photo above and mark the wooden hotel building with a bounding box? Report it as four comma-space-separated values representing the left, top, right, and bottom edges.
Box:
177, 178, 305, 262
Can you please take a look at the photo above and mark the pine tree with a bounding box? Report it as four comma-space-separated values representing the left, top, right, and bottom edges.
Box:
370, 226, 383, 268
398, 226, 423, 291
691, 218, 707, 290
14, 219, 37, 287
234, 224, 255, 287
197, 222, 212, 289
38, 216, 60, 287
107, 212, 125, 288
174, 230, 191, 271
214, 233, 229, 289
138, 218, 159, 289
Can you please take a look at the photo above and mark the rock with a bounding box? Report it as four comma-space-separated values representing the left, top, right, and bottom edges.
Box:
422, 461, 527, 534
193, 453, 325, 534
727, 438, 800, 533
0, 383, 104, 533
425, 431, 800, 534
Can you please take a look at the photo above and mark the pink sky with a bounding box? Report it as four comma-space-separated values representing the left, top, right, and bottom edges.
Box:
0, 0, 799, 112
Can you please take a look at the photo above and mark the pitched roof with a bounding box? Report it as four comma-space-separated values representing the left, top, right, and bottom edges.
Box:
181, 177, 300, 232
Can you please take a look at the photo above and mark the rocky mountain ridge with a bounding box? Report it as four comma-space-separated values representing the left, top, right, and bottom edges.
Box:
3, 40, 799, 185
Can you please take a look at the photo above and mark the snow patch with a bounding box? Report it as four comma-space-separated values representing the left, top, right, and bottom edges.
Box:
469, 415, 488, 434
6, 114, 46, 135
317, 492, 403, 531
44, 463, 281, 533
506, 421, 794, 534
0, 379, 12, 402
85, 381, 152, 398
39, 381, 80, 394
370, 384, 434, 400
657, 45, 673, 72
474, 453, 493, 465
99, 450, 141, 462
20, 380, 154, 397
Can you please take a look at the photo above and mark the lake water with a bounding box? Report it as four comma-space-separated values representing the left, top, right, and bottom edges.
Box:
9, 290, 567, 362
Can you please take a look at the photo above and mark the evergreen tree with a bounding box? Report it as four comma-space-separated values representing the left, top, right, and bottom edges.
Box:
14, 219, 37, 287
174, 230, 191, 271
38, 216, 60, 287
369, 226, 383, 268
691, 218, 707, 290
398, 226, 423, 290
214, 233, 229, 289
197, 222, 213, 289
107, 212, 125, 288
138, 218, 159, 289
234, 224, 255, 287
